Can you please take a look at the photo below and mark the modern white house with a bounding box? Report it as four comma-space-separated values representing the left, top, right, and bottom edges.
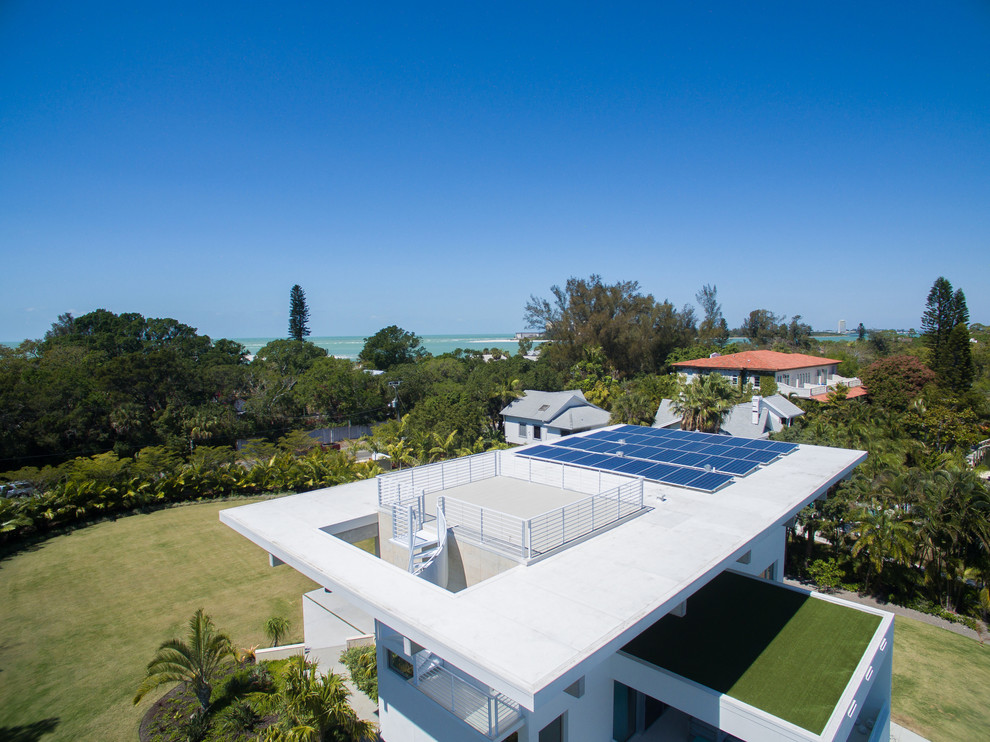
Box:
501, 390, 612, 445
671, 351, 865, 400
221, 425, 892, 742
654, 395, 806, 439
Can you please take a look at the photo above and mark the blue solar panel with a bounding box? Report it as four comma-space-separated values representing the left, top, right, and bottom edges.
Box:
578, 453, 616, 468
706, 456, 760, 476
613, 459, 657, 476
656, 467, 706, 486
764, 441, 799, 455
674, 440, 710, 453
521, 445, 558, 458
688, 472, 734, 492
558, 437, 610, 452
554, 448, 598, 464
742, 449, 780, 464
673, 452, 708, 467
587, 429, 626, 442
640, 462, 680, 480
639, 448, 685, 464
516, 425, 804, 492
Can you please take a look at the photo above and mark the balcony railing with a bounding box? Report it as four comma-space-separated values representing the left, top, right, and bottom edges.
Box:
411, 651, 522, 739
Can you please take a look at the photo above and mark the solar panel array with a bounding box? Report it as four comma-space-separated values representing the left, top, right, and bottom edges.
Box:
517, 425, 798, 493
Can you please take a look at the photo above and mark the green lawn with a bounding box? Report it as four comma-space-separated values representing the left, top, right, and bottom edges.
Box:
0, 498, 319, 742
623, 572, 882, 734
892, 615, 990, 741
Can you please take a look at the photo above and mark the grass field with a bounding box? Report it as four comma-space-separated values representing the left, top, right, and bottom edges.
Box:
892, 615, 990, 741
0, 498, 318, 742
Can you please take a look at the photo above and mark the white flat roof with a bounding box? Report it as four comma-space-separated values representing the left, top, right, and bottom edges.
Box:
220, 435, 865, 709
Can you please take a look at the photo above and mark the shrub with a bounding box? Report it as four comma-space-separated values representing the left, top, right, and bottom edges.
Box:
758, 375, 778, 396
807, 558, 843, 593
339, 645, 378, 700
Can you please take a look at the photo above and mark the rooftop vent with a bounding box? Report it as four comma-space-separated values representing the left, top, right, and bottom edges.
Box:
709, 352, 721, 358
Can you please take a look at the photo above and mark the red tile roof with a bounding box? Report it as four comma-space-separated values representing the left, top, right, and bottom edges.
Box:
672, 350, 841, 372
810, 386, 869, 402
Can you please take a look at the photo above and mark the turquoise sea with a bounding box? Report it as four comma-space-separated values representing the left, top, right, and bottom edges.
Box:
235, 334, 531, 359
0, 333, 860, 354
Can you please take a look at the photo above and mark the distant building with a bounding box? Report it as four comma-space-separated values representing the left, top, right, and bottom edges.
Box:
654, 393, 805, 438
672, 350, 865, 400
500, 389, 611, 445
838, 319, 847, 334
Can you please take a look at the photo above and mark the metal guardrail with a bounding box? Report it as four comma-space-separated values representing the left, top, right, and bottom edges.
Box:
377, 451, 498, 509
411, 652, 521, 739
391, 494, 426, 541
442, 478, 645, 560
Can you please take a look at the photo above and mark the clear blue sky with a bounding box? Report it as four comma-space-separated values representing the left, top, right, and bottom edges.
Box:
2, 2, 988, 342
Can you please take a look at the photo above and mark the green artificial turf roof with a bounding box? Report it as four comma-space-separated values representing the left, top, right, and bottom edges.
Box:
622, 571, 883, 733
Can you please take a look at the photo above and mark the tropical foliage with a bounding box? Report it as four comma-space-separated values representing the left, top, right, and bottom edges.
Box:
134, 609, 235, 711
670, 373, 737, 433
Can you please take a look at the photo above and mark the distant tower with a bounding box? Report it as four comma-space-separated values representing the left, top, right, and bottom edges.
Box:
838, 319, 847, 334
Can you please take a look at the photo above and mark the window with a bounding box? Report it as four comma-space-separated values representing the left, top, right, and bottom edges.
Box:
387, 650, 413, 679
533, 425, 542, 440
753, 376, 761, 389
539, 714, 564, 742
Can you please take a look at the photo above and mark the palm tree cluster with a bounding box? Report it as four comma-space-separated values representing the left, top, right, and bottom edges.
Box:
778, 398, 990, 621
363, 415, 509, 469
0, 447, 379, 549
135, 611, 374, 741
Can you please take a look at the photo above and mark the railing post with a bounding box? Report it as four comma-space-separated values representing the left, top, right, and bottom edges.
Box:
407, 504, 416, 573
560, 506, 566, 545
489, 695, 497, 736
591, 496, 596, 529
480, 508, 484, 543
526, 519, 533, 558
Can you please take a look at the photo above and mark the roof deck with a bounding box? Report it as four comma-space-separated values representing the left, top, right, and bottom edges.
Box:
623, 572, 883, 734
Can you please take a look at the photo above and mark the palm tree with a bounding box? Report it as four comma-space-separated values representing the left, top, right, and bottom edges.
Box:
851, 504, 914, 593
265, 615, 291, 647
133, 609, 235, 712
670, 373, 735, 433
258, 656, 375, 742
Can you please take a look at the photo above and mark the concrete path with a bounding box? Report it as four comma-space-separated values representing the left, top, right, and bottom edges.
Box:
783, 577, 985, 642
890, 721, 931, 742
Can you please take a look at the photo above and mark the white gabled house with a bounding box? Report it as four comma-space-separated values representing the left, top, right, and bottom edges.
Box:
221, 425, 892, 742
501, 390, 612, 445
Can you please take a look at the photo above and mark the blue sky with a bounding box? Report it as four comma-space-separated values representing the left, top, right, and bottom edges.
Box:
2, 2, 988, 342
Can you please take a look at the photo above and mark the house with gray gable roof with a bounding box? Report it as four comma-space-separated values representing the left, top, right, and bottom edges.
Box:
501, 389, 611, 445
654, 394, 805, 439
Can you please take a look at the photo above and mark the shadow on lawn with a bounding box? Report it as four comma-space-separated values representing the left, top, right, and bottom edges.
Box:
0, 717, 61, 741
622, 572, 807, 692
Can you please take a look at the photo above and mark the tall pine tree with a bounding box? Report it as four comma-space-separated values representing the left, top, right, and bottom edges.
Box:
921, 276, 972, 391
288, 284, 311, 341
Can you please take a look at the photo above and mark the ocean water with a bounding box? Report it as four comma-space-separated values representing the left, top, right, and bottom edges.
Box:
235, 334, 530, 359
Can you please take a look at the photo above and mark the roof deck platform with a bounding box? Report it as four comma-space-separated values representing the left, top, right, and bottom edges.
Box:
220, 430, 867, 711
